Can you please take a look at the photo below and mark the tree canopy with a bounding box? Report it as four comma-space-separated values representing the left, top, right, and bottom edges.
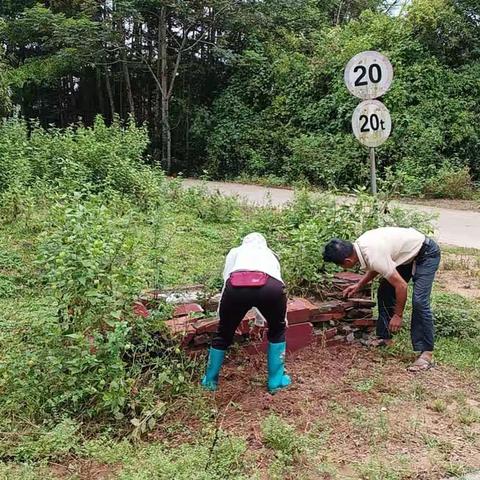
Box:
1, 0, 479, 194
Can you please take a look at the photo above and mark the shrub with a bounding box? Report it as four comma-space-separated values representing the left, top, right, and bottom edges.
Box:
38, 193, 147, 333
249, 189, 434, 294
0, 116, 164, 206
432, 292, 480, 339
422, 165, 474, 199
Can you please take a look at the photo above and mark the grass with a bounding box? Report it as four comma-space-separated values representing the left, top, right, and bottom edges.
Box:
1, 184, 480, 479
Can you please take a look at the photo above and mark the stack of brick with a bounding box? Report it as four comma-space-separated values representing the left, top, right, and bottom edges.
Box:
136, 272, 376, 355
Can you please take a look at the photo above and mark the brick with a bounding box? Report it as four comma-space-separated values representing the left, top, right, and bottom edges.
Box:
350, 298, 376, 308
346, 308, 373, 319
245, 322, 314, 355
193, 334, 211, 346
174, 303, 204, 318
235, 317, 252, 335
333, 272, 364, 283
192, 317, 219, 335
133, 301, 149, 318
320, 327, 338, 340
164, 316, 196, 345
353, 318, 376, 328
316, 300, 351, 313
310, 311, 345, 323
287, 298, 319, 325
286, 323, 314, 353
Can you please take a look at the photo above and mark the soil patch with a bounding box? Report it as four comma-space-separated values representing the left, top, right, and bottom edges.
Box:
209, 343, 480, 479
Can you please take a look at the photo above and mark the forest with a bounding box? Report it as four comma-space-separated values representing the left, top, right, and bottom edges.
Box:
1, 0, 479, 196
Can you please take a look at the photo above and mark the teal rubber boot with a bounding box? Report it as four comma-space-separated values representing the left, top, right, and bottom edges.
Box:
267, 341, 292, 393
201, 348, 226, 391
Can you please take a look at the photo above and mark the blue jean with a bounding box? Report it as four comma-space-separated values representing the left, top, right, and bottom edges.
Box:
376, 239, 441, 351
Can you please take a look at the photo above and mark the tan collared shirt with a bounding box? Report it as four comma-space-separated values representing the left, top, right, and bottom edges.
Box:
354, 227, 425, 279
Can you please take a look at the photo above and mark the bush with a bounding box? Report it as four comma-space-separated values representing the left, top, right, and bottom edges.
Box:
422, 165, 474, 199
0, 192, 198, 427
38, 193, 147, 333
432, 292, 480, 339
285, 133, 368, 189
249, 189, 434, 294
0, 116, 165, 206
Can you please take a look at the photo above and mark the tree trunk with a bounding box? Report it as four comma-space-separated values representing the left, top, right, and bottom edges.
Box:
104, 66, 115, 120
159, 6, 171, 174
122, 27, 136, 121
96, 67, 106, 118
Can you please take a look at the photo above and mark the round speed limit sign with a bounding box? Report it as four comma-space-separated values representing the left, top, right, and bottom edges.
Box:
352, 100, 391, 147
344, 51, 393, 100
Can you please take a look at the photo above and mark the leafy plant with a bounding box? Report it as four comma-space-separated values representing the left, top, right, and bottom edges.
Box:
432, 292, 480, 339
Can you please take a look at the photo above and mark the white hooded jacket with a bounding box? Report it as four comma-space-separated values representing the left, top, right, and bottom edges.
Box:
222, 232, 283, 284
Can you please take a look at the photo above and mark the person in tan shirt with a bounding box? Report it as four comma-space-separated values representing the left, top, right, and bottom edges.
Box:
323, 227, 441, 371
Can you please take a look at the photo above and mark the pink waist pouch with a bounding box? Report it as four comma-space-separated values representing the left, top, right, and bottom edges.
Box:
229, 271, 268, 287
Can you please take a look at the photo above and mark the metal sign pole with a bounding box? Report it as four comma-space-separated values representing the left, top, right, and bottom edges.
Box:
369, 147, 377, 195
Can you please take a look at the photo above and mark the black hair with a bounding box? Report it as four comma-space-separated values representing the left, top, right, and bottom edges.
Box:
323, 239, 354, 265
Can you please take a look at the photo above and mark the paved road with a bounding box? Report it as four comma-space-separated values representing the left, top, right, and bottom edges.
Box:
182, 179, 480, 249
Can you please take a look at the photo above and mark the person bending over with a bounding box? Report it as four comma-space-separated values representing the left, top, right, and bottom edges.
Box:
201, 232, 291, 392
323, 227, 441, 372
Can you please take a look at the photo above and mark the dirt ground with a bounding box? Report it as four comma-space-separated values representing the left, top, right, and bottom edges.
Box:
212, 343, 480, 479
436, 250, 480, 299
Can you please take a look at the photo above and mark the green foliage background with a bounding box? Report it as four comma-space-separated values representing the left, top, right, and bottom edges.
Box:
1, 0, 479, 196
204, 0, 480, 196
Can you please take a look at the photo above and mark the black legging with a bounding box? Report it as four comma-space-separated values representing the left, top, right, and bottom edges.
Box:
212, 276, 287, 350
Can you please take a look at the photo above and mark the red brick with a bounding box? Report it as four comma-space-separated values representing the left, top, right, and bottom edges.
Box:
235, 317, 252, 335
316, 300, 351, 313
245, 323, 314, 355
346, 308, 373, 319
334, 272, 364, 283
193, 334, 211, 346
350, 298, 376, 308
322, 327, 338, 340
353, 318, 376, 328
286, 323, 314, 353
310, 312, 345, 323
287, 298, 319, 325
164, 316, 196, 345
174, 303, 204, 318
133, 301, 149, 318
192, 317, 219, 335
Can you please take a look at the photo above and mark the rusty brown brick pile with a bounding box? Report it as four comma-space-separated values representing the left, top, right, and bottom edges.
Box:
134, 272, 376, 355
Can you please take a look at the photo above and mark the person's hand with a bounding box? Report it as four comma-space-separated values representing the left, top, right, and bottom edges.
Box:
389, 314, 403, 333
343, 283, 360, 298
